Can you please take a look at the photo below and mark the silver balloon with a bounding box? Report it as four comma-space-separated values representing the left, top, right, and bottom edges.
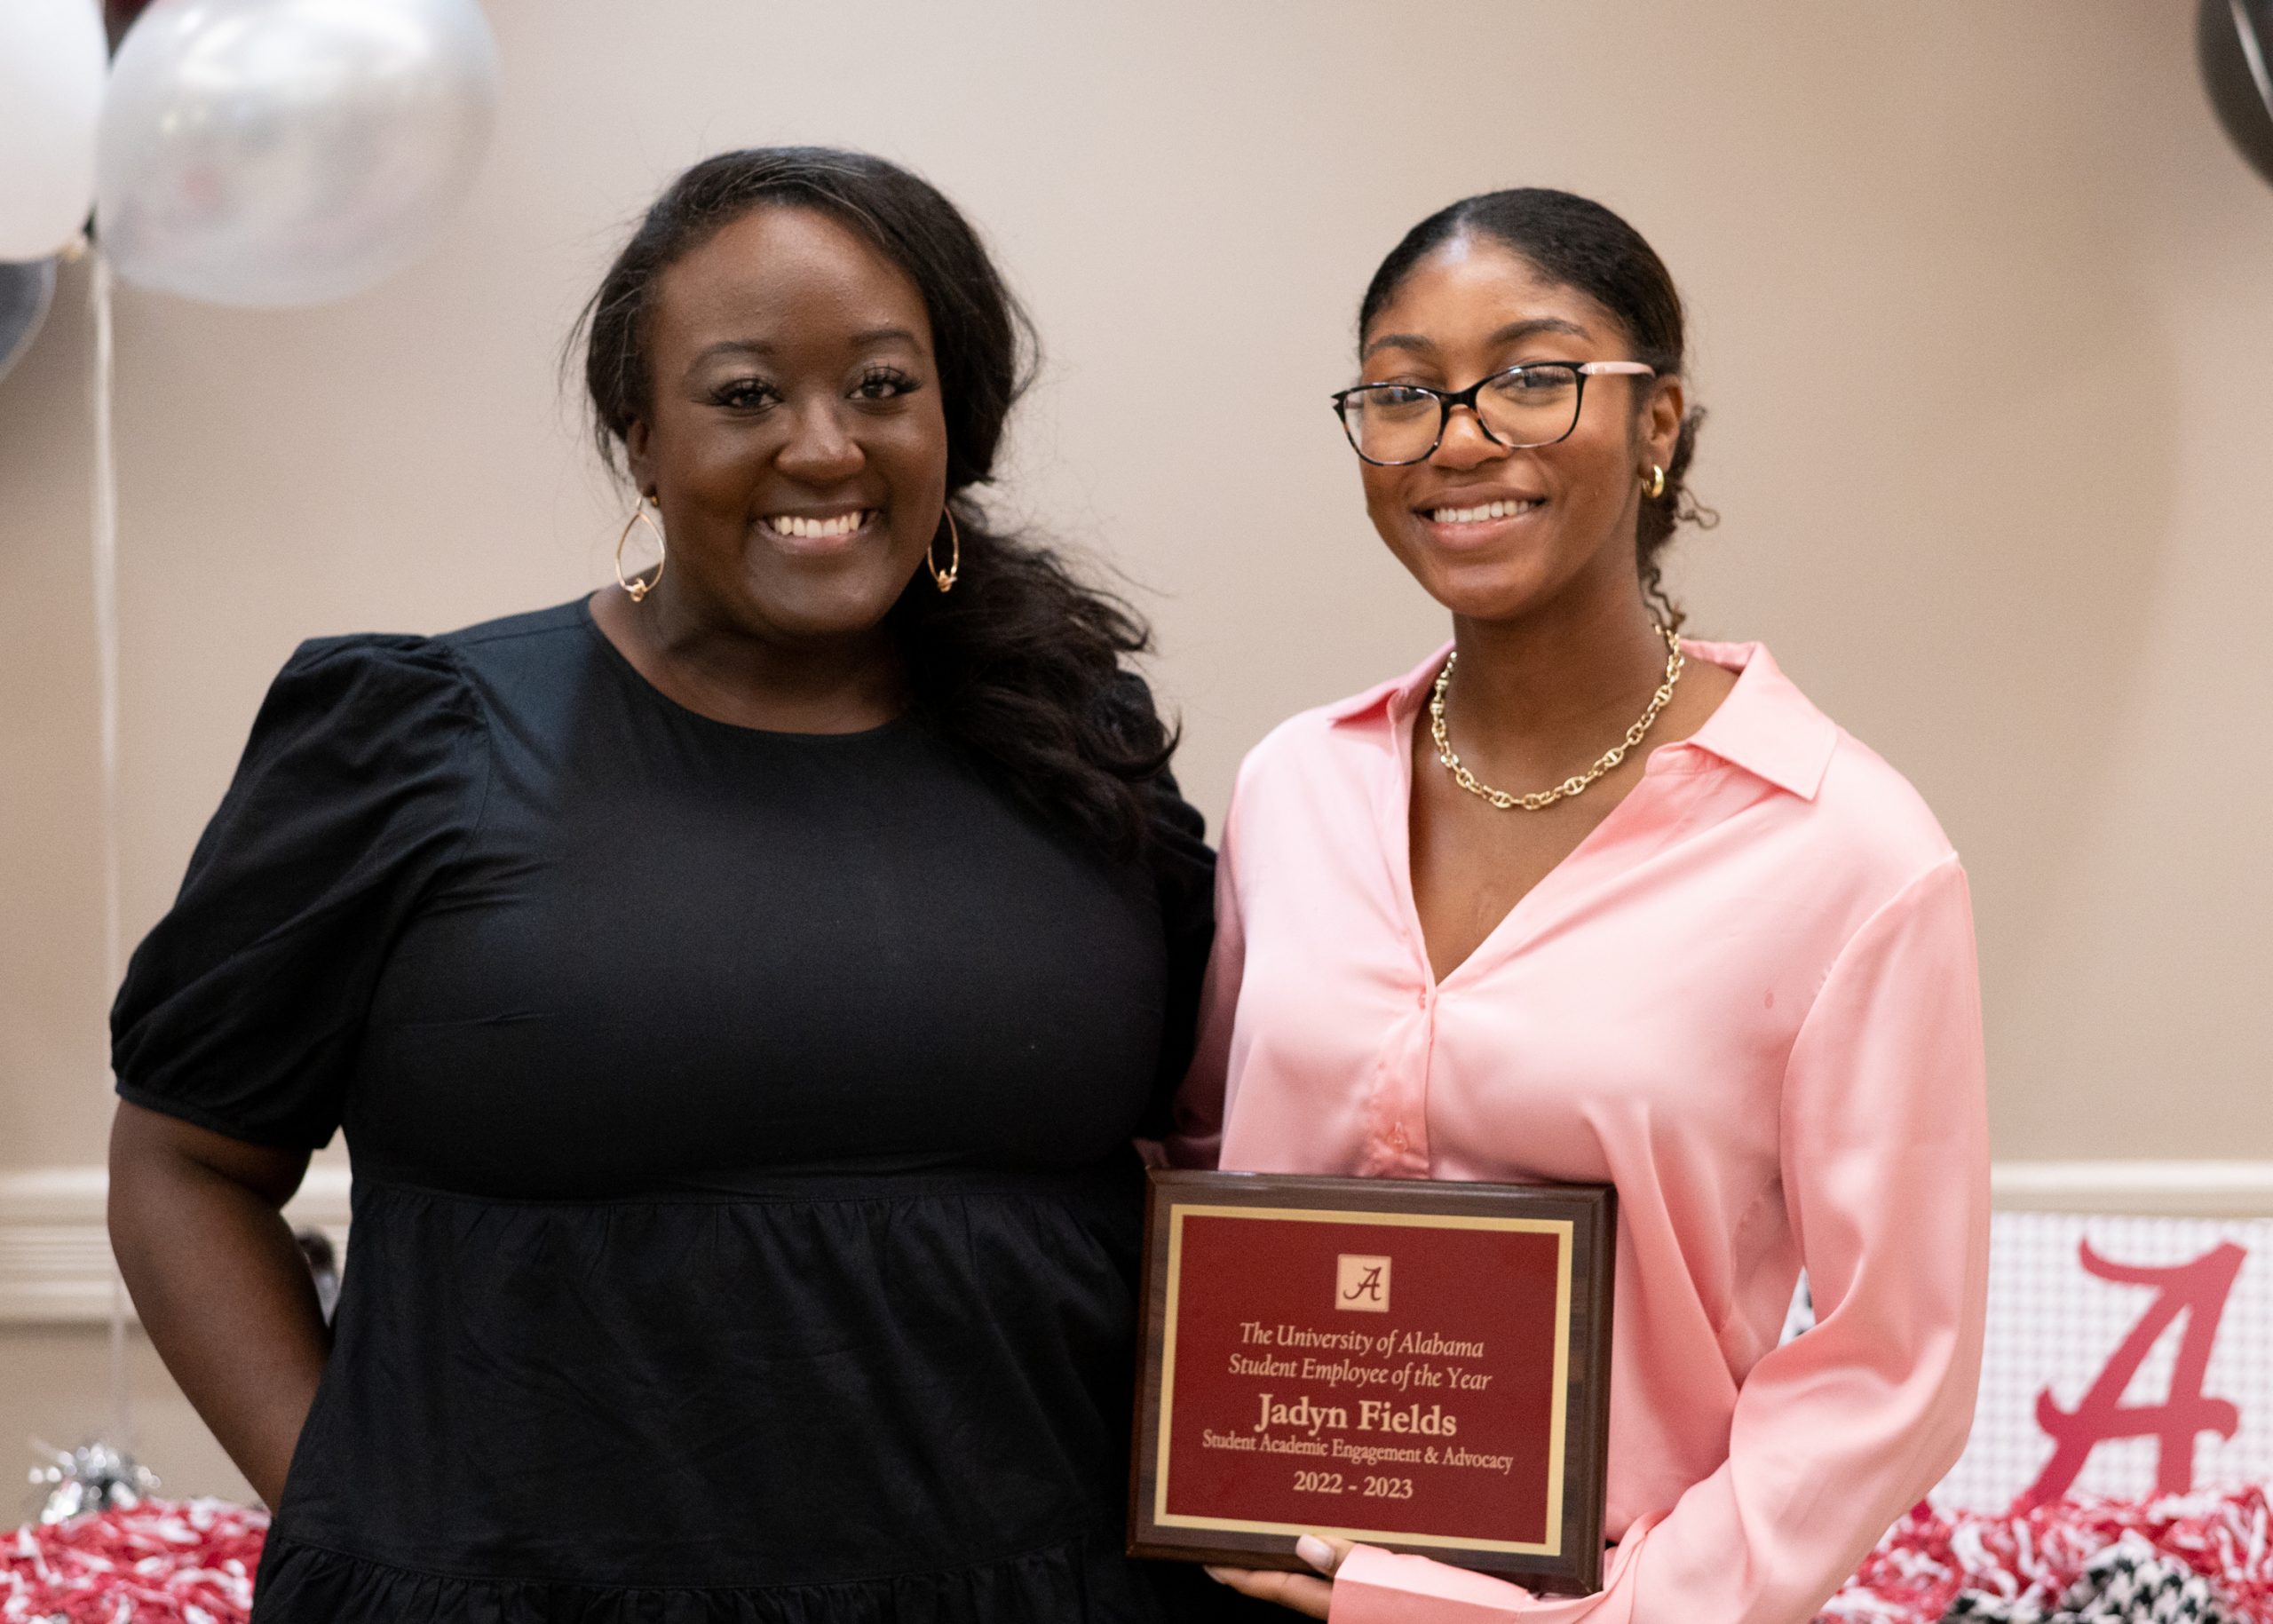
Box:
96, 0, 499, 308
0, 259, 59, 385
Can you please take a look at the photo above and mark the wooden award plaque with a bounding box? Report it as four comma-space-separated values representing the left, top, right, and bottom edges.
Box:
1129, 1170, 1616, 1594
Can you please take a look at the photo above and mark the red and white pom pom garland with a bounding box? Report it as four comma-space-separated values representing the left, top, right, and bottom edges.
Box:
8, 1490, 2270, 1622
2, 1497, 266, 1622
1822, 1488, 2273, 1624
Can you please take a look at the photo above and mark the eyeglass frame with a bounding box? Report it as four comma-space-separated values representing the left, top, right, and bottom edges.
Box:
1329, 360, 1659, 466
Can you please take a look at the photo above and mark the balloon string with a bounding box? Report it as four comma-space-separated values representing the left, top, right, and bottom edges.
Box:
90, 247, 131, 1447
91, 250, 119, 1002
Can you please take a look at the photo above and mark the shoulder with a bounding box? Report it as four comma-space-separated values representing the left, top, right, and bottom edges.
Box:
246, 608, 590, 774
293, 599, 606, 733
1223, 709, 1351, 846
1711, 646, 1963, 932
1233, 666, 1414, 798
1811, 728, 1958, 879
1684, 638, 1959, 886
1770, 727, 1967, 952
1213, 666, 1420, 868
266, 630, 471, 726
218, 630, 490, 835
429, 598, 594, 680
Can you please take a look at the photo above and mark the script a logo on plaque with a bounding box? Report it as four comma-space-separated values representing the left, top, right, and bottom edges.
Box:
1337, 1254, 1391, 1312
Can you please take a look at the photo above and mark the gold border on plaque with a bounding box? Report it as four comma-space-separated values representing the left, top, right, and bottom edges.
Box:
1153, 1203, 1575, 1557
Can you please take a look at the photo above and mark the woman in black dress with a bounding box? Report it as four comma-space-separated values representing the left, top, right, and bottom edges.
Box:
107, 147, 1248, 1622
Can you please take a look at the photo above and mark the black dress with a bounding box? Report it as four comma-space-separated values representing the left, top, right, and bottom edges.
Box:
112, 600, 1255, 1622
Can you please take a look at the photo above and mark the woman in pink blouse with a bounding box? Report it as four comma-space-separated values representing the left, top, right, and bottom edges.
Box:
1186, 189, 1990, 1623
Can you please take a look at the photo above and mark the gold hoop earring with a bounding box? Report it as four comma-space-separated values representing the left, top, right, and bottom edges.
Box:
616, 494, 665, 602
925, 508, 960, 593
1643, 464, 1667, 500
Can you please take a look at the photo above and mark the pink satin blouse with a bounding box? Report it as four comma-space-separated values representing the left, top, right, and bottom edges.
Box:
1171, 640, 1990, 1624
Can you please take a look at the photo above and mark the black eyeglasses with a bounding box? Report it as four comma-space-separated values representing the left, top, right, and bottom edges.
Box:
1330, 360, 1656, 466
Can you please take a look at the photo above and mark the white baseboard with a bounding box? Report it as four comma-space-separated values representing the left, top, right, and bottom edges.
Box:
0, 1164, 351, 1326
0, 1160, 2265, 1325
1988, 1160, 2273, 1215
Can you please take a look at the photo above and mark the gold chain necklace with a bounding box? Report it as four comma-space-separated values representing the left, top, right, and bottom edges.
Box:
1429, 623, 1684, 812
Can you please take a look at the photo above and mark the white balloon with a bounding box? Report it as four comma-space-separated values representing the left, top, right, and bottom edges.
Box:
96, 0, 499, 308
0, 0, 107, 260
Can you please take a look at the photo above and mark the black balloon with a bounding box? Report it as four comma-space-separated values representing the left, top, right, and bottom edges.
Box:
105, 0, 158, 52
2200, 0, 2273, 186
0, 257, 57, 385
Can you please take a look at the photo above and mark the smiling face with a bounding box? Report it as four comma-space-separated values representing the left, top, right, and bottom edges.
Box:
625, 204, 947, 646
1355, 234, 1684, 624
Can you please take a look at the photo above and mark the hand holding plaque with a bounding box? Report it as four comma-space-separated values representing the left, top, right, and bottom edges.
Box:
1129, 1171, 1615, 1595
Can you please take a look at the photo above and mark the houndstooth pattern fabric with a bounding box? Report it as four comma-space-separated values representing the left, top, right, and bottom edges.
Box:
1940, 1533, 2231, 1624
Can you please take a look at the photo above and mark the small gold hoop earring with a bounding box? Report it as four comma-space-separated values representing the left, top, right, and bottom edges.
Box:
1644, 464, 1667, 500
616, 494, 665, 602
925, 508, 960, 593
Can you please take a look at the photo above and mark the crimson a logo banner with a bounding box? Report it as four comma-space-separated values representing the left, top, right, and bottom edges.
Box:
1935, 1215, 2272, 1510
2022, 1240, 2245, 1505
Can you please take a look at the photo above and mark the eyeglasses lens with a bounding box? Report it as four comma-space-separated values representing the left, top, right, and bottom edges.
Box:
1477, 365, 1581, 448
1342, 387, 1439, 464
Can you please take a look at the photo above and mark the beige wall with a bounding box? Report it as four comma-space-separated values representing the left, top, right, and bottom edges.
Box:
4, 0, 2271, 1496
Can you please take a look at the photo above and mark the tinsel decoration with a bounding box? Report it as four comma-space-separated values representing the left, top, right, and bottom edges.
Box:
27, 1442, 159, 1525
1821, 1487, 2273, 1624
2, 1497, 265, 1622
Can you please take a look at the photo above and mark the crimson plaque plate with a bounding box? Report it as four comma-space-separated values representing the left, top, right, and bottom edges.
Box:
1129, 1170, 1614, 1594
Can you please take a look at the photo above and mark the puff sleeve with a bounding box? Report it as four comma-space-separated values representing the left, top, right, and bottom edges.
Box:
110, 635, 488, 1149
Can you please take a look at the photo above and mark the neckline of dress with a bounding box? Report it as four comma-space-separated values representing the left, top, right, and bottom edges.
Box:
575, 594, 915, 745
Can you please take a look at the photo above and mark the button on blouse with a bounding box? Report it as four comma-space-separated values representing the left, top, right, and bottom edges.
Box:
1171, 640, 1991, 1624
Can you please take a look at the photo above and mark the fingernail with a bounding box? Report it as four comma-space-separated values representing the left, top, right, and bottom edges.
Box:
1202, 1565, 1230, 1585
1296, 1534, 1335, 1573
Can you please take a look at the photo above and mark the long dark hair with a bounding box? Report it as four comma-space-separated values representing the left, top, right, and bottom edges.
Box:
572, 147, 1172, 858
1358, 188, 1715, 628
